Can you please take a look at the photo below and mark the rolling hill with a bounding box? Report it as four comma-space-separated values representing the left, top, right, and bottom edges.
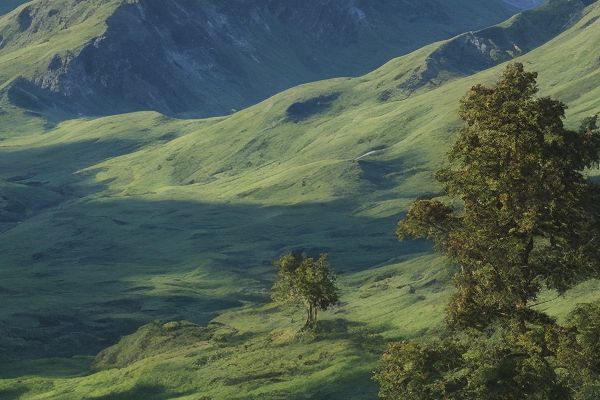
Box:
0, 0, 599, 398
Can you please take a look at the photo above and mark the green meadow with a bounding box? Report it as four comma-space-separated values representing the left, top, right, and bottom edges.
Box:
0, 0, 599, 398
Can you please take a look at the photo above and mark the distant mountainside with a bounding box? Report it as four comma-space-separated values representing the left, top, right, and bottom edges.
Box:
503, 0, 546, 9
0, 0, 27, 15
0, 0, 532, 119
398, 0, 592, 92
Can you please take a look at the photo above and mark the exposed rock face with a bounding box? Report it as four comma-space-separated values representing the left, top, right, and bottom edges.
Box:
4, 0, 522, 118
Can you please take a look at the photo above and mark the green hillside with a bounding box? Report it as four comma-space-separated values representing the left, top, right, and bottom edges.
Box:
1, 0, 598, 353
0, 0, 599, 398
7, 254, 589, 400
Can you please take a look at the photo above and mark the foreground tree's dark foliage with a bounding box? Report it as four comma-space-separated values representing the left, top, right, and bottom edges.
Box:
375, 323, 569, 400
376, 63, 600, 399
272, 252, 339, 330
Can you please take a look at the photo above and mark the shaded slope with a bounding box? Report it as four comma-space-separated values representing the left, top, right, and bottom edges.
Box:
0, 0, 28, 15
1, 254, 597, 399
0, 0, 527, 119
503, 0, 546, 9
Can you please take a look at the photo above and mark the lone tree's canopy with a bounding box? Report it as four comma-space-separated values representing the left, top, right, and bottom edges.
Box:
397, 63, 600, 329
272, 252, 338, 329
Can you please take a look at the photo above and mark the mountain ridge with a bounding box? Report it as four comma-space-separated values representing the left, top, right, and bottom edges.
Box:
0, 0, 532, 120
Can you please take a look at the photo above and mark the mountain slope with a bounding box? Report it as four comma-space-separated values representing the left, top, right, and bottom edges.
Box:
503, 0, 546, 9
86, 0, 597, 203
0, 0, 28, 15
0, 0, 597, 369
0, 0, 531, 119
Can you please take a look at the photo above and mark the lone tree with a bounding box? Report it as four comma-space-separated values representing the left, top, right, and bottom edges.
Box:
375, 63, 600, 399
272, 252, 339, 330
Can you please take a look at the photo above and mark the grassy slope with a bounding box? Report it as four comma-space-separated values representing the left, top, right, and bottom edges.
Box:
0, 0, 120, 83
0, 255, 453, 400
0, 1, 598, 398
0, 253, 594, 400
0, 0, 122, 134
84, 0, 599, 206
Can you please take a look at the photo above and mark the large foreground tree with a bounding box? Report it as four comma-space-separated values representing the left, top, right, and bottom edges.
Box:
398, 63, 600, 329
376, 63, 600, 399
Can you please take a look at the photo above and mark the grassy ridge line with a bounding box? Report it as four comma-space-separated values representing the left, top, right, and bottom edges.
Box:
0, 0, 123, 135
88, 1, 600, 205
0, 0, 121, 84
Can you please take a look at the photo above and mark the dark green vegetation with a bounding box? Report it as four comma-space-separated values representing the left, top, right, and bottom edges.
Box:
272, 253, 339, 329
376, 63, 600, 399
376, 307, 600, 400
0, 0, 599, 398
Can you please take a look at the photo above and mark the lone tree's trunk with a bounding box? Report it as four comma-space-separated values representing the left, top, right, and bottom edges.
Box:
304, 303, 313, 330
303, 303, 318, 330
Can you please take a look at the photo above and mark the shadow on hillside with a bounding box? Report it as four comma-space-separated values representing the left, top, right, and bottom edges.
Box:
317, 318, 390, 352
0, 195, 428, 367
89, 384, 172, 400
0, 137, 431, 374
0, 386, 30, 400
293, 367, 379, 400
0, 136, 168, 232
0, 137, 152, 190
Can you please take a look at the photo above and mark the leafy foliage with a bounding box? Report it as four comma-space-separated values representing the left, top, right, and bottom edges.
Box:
553, 302, 600, 398
378, 64, 600, 399
375, 324, 569, 400
376, 304, 600, 399
398, 63, 600, 329
272, 253, 339, 330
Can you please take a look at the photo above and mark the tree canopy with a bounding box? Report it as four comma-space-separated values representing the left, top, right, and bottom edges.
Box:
272, 252, 339, 330
377, 63, 600, 399
397, 63, 600, 329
